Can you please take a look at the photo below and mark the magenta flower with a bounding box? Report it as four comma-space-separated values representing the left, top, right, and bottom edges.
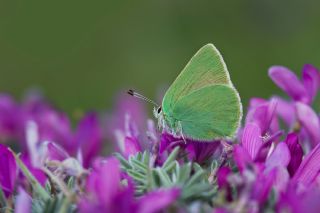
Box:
79, 157, 136, 212
272, 96, 295, 127
216, 167, 232, 201
285, 133, 303, 176
106, 94, 146, 158
245, 97, 279, 134
264, 142, 290, 192
265, 142, 291, 171
80, 157, 179, 213
235, 122, 283, 168
113, 113, 142, 159
292, 143, 320, 189
160, 132, 222, 164
0, 94, 22, 142
74, 112, 102, 168
136, 188, 180, 213
251, 168, 277, 205
23, 99, 73, 152
278, 185, 320, 213
240, 122, 263, 161
0, 144, 18, 197
295, 102, 320, 147
40, 141, 70, 162
186, 141, 221, 163
106, 93, 147, 142
269, 65, 320, 104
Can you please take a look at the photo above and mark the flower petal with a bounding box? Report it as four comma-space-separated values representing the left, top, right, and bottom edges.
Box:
248, 97, 268, 108
269, 66, 309, 103
241, 123, 263, 160
233, 145, 252, 172
295, 102, 320, 147
273, 96, 295, 126
302, 64, 320, 103
123, 137, 142, 158
273, 167, 290, 193
247, 99, 278, 134
186, 141, 221, 163
0, 144, 17, 197
217, 166, 231, 188
74, 113, 102, 168
277, 186, 320, 213
265, 142, 291, 170
0, 94, 21, 140
80, 157, 136, 212
25, 106, 73, 152
45, 142, 69, 161
106, 93, 147, 141
137, 188, 180, 213
252, 169, 276, 204
285, 133, 303, 176
255, 131, 283, 163
293, 143, 320, 187
14, 188, 32, 213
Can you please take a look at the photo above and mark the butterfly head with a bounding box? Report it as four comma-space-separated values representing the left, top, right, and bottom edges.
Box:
153, 106, 162, 119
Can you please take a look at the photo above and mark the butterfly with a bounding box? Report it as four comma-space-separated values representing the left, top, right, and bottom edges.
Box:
129, 44, 242, 142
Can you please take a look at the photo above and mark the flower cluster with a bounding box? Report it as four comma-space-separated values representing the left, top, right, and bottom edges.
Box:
0, 64, 319, 213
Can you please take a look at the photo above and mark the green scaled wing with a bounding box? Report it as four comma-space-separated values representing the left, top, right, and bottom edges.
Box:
163, 44, 233, 112
171, 85, 241, 140
162, 43, 242, 141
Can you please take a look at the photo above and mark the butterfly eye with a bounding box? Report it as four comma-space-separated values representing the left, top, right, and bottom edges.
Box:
157, 107, 162, 114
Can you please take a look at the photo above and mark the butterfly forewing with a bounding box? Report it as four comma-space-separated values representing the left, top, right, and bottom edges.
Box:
162, 44, 232, 113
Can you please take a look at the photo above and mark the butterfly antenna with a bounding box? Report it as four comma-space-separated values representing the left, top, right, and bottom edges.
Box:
127, 89, 159, 107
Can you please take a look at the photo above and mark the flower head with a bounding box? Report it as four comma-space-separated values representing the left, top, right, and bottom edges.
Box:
0, 144, 18, 197
269, 65, 320, 104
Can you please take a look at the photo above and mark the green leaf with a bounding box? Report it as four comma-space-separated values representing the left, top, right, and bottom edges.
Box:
185, 169, 205, 187
163, 160, 176, 173
142, 151, 150, 165
177, 162, 191, 183
127, 170, 147, 184
32, 194, 75, 213
150, 169, 159, 188
129, 158, 148, 173
162, 147, 180, 169
182, 183, 211, 200
114, 153, 132, 170
136, 152, 142, 161
155, 168, 172, 187
115, 149, 218, 205
193, 163, 202, 172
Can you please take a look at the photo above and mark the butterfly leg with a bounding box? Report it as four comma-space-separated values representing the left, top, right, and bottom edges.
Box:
177, 121, 187, 144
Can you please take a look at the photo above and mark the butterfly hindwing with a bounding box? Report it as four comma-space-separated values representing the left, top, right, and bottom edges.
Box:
170, 84, 242, 141
162, 44, 232, 114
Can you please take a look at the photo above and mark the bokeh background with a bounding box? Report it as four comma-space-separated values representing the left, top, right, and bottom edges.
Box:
0, 0, 319, 115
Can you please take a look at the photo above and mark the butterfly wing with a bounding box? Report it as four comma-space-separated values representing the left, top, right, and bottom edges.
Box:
162, 43, 233, 114
171, 84, 242, 141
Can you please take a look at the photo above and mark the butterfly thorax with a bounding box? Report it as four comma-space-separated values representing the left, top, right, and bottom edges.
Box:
154, 106, 182, 138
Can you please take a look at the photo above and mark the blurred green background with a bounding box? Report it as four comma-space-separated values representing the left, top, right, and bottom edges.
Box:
0, 0, 319, 114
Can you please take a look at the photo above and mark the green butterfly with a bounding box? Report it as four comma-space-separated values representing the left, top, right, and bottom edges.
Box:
129, 44, 242, 142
